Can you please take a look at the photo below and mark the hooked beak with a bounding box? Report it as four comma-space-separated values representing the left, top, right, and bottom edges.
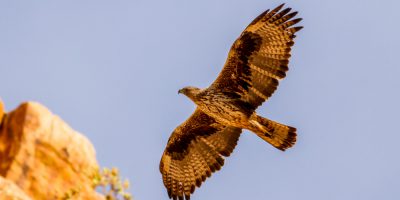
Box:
178, 89, 183, 94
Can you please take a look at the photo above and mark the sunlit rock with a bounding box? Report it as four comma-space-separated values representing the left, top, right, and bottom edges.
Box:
0, 101, 104, 199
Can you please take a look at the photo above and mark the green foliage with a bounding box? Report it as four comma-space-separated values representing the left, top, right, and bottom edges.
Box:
92, 167, 133, 200
62, 167, 132, 200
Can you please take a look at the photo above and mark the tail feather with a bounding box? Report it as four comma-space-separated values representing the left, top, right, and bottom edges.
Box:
250, 115, 296, 151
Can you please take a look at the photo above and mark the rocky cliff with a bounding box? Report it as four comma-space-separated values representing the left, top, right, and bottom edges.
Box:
0, 100, 103, 200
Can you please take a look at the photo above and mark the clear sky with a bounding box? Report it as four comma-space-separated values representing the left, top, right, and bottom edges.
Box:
1, 0, 400, 199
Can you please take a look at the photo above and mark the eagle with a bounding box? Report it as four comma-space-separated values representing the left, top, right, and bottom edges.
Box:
160, 4, 302, 200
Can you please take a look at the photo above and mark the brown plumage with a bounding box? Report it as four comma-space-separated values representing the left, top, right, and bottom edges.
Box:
160, 4, 302, 200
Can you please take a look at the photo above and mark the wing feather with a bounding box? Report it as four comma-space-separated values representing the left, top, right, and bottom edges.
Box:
160, 109, 242, 200
210, 4, 302, 110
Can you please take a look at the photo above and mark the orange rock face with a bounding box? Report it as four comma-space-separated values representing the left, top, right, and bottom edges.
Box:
0, 101, 103, 200
0, 100, 4, 126
0, 176, 31, 200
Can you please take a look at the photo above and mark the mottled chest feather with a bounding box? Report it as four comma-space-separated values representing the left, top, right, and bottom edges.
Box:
193, 90, 254, 126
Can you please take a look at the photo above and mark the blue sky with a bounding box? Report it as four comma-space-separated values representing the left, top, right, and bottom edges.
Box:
1, 0, 400, 199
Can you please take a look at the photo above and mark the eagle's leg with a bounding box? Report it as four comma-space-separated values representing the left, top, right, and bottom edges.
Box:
247, 114, 297, 151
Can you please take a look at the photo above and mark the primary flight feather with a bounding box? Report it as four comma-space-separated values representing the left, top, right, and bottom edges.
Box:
160, 4, 302, 200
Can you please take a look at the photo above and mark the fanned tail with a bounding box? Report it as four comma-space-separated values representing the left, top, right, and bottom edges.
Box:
249, 115, 296, 151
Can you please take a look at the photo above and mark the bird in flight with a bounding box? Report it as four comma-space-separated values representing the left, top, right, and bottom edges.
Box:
160, 4, 302, 200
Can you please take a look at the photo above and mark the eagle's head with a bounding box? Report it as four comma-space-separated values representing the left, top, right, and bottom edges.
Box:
178, 86, 201, 100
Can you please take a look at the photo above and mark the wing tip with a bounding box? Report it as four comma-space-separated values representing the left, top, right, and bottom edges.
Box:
293, 26, 304, 32
276, 3, 286, 10
291, 18, 303, 25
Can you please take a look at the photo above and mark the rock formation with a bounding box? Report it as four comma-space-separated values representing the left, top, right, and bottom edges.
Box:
0, 100, 4, 126
0, 100, 103, 199
0, 176, 31, 200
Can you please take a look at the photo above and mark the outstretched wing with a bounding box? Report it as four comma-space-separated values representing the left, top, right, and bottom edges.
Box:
160, 109, 242, 200
210, 4, 302, 111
